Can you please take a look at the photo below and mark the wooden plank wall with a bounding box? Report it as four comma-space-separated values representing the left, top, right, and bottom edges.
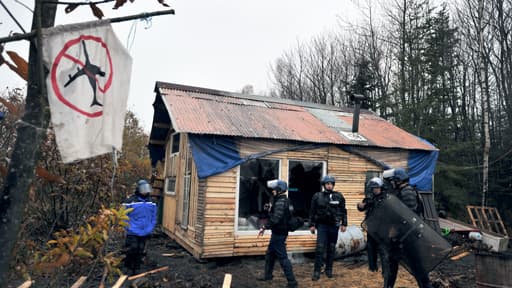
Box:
201, 169, 237, 257
162, 133, 177, 233
352, 147, 409, 169
161, 133, 204, 258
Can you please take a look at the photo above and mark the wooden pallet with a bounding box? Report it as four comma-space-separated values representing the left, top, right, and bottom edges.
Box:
466, 205, 509, 236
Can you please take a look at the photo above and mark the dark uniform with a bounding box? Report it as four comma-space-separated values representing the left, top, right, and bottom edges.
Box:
381, 168, 432, 288
259, 180, 297, 288
358, 177, 386, 272
309, 175, 347, 280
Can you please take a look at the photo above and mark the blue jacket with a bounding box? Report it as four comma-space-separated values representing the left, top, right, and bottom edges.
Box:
123, 194, 157, 237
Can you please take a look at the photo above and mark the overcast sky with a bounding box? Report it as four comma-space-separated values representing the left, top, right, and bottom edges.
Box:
1, 0, 364, 132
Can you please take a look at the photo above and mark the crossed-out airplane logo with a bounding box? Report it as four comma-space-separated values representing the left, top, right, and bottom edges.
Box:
50, 34, 113, 118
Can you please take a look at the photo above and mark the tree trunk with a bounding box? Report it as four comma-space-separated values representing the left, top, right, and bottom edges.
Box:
478, 0, 490, 207
0, 0, 57, 284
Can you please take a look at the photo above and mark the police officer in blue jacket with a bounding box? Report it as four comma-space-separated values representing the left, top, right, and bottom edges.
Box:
122, 179, 157, 274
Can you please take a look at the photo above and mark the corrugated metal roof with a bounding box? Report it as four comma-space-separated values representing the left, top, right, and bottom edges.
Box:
338, 115, 436, 150
155, 82, 436, 151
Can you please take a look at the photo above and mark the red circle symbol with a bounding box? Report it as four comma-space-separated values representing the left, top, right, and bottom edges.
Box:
50, 35, 114, 118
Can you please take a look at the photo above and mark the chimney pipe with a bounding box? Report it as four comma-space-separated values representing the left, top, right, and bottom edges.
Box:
350, 94, 365, 133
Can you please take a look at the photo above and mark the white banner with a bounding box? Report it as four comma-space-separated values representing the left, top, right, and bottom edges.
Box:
42, 21, 132, 163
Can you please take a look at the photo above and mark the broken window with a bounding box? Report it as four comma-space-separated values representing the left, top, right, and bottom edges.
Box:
171, 133, 180, 154
288, 160, 324, 230
238, 158, 279, 231
165, 177, 176, 195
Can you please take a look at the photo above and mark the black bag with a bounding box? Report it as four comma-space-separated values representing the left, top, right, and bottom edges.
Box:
287, 203, 304, 232
288, 216, 304, 232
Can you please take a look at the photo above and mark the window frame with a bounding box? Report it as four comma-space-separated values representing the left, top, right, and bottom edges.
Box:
170, 133, 180, 155
164, 176, 177, 196
235, 158, 281, 235
287, 159, 326, 235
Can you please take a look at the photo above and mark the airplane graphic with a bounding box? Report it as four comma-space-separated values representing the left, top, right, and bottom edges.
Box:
64, 40, 106, 107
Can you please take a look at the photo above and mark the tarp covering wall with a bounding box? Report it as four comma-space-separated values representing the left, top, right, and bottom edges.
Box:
187, 134, 438, 188
408, 138, 439, 191
189, 134, 325, 179
189, 134, 243, 179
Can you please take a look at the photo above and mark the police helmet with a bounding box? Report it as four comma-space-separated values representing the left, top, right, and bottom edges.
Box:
368, 177, 383, 189
393, 168, 409, 182
267, 179, 288, 193
137, 179, 152, 196
321, 175, 336, 185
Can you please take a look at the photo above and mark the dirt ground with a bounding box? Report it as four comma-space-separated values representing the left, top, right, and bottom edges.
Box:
114, 230, 476, 288
9, 229, 477, 288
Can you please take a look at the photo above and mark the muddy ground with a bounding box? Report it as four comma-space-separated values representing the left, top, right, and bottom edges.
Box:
116, 230, 475, 288
9, 229, 477, 288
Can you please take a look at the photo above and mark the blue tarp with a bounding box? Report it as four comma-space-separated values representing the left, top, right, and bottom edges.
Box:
408, 138, 439, 191
0, 111, 5, 120
188, 134, 438, 189
189, 134, 243, 179
189, 134, 326, 179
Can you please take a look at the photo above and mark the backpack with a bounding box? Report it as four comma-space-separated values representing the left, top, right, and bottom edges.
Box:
287, 203, 304, 232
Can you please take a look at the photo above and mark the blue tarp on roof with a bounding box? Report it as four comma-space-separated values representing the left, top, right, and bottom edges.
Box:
408, 138, 439, 191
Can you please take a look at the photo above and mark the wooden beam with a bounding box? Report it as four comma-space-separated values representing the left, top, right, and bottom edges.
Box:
149, 139, 166, 145
17, 280, 33, 288
70, 276, 87, 288
450, 251, 471, 261
222, 273, 232, 288
153, 122, 171, 129
112, 275, 128, 288
127, 266, 169, 281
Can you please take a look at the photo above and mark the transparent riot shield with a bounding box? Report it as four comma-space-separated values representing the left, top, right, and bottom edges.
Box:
363, 194, 452, 274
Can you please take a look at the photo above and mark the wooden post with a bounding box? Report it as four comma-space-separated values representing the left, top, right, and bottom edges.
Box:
112, 275, 128, 288
70, 276, 87, 288
222, 273, 232, 288
127, 266, 169, 281
16, 280, 33, 288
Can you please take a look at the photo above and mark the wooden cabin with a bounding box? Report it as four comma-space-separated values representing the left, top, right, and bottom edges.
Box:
148, 82, 438, 259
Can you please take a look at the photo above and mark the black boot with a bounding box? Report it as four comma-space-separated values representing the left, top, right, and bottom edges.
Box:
312, 270, 320, 281
259, 253, 274, 281
325, 243, 336, 278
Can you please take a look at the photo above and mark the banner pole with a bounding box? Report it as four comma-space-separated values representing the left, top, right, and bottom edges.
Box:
0, 9, 175, 44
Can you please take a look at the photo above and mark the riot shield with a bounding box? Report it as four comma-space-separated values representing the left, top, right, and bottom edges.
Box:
363, 194, 452, 274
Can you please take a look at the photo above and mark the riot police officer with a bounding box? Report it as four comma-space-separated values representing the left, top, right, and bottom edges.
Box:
309, 175, 347, 281
381, 168, 432, 288
357, 177, 386, 272
390, 168, 423, 216
257, 180, 298, 288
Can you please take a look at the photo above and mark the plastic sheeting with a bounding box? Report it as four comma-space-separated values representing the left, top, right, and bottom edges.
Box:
189, 134, 243, 179
187, 134, 439, 186
189, 134, 326, 179
408, 138, 439, 191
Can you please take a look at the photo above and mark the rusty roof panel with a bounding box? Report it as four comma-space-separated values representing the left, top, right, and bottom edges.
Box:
339, 115, 436, 150
156, 83, 436, 151
162, 90, 347, 144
